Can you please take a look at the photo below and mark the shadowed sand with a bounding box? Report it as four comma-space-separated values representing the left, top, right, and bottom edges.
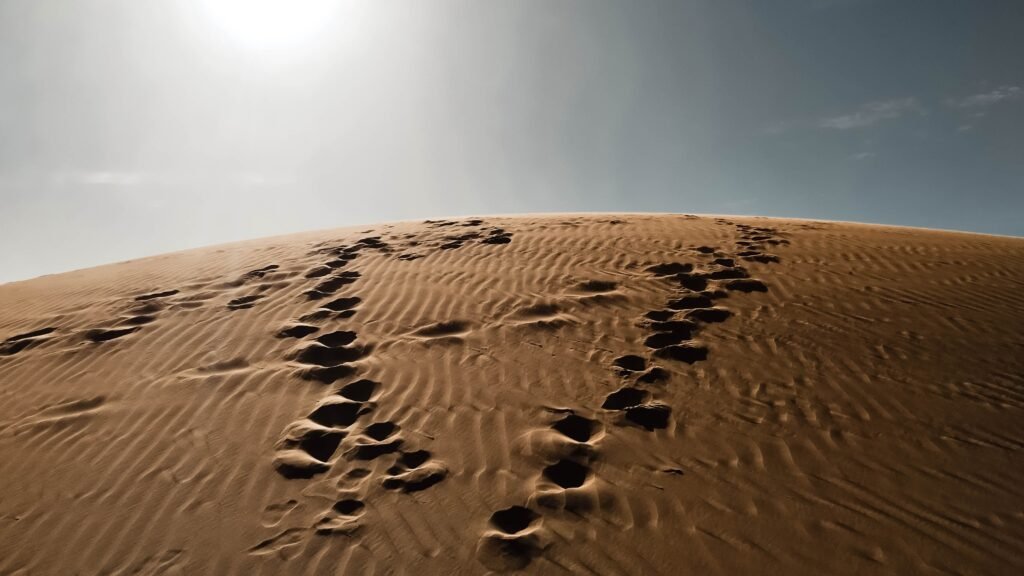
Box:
0, 214, 1022, 574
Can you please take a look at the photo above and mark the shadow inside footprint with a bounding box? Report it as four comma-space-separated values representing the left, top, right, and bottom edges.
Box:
308, 399, 367, 427
316, 330, 358, 347
338, 379, 378, 402
490, 506, 539, 534
542, 459, 590, 489
723, 278, 768, 292
85, 327, 139, 343
364, 421, 399, 441
228, 295, 264, 310
277, 324, 319, 338
333, 499, 365, 516
552, 414, 599, 443
613, 355, 646, 372
602, 387, 648, 410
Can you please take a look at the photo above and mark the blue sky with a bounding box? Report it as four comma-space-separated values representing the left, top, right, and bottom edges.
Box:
1, 0, 1021, 283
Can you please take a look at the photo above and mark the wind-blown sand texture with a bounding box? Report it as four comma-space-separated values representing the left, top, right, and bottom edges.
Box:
1, 214, 1022, 575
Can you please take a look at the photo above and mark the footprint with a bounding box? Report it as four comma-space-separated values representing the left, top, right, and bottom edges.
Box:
395, 449, 431, 469
723, 278, 768, 292
705, 266, 749, 280
507, 302, 572, 329
481, 228, 513, 244
602, 387, 648, 410
345, 422, 403, 460
624, 403, 671, 430
315, 499, 365, 536
364, 421, 399, 441
644, 310, 675, 321
384, 449, 433, 477
305, 272, 360, 300
272, 449, 331, 479
227, 294, 264, 310
305, 266, 333, 278
332, 498, 365, 516
276, 424, 345, 463
647, 262, 695, 276
542, 459, 590, 489
381, 460, 448, 492
637, 366, 670, 384
308, 398, 370, 427
644, 320, 698, 349
674, 274, 709, 291
653, 343, 709, 363
300, 364, 359, 384
134, 289, 179, 302
685, 307, 732, 323
574, 280, 617, 294
644, 331, 691, 350
244, 265, 279, 280
551, 414, 600, 443
316, 330, 358, 347
85, 327, 139, 343
356, 236, 388, 250
122, 315, 157, 326
338, 379, 378, 402
261, 500, 299, 527
293, 343, 368, 367
490, 506, 540, 535
413, 320, 471, 338
612, 355, 646, 372
477, 506, 544, 571
1, 327, 57, 355
323, 257, 353, 269
5, 327, 57, 341
321, 297, 361, 313
276, 324, 320, 339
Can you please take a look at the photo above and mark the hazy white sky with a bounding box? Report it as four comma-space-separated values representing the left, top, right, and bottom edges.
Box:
1, 0, 1022, 283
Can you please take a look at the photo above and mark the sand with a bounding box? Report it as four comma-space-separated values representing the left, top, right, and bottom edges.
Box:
0, 214, 1022, 575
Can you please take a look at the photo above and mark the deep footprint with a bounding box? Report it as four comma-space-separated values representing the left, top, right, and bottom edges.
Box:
490, 506, 539, 534
542, 459, 590, 489
602, 387, 648, 410
552, 414, 599, 443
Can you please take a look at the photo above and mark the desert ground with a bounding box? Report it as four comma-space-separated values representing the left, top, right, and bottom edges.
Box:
0, 214, 1022, 575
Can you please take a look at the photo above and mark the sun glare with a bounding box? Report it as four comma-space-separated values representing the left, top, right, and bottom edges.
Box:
198, 0, 339, 51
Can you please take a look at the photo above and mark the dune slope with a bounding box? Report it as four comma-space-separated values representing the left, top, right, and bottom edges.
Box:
1, 214, 1022, 575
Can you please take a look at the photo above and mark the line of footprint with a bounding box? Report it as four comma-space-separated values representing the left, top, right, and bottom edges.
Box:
477, 227, 784, 571
3, 262, 290, 357
269, 236, 448, 539
721, 219, 790, 263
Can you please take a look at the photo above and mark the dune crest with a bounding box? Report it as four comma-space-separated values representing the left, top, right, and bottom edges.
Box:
1, 214, 1022, 574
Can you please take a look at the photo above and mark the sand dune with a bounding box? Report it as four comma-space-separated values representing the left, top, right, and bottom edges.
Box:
1, 214, 1022, 575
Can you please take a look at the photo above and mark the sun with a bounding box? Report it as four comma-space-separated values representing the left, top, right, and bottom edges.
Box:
197, 0, 339, 51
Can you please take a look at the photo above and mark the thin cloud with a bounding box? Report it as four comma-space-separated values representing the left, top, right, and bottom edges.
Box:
819, 98, 923, 130
950, 86, 1021, 108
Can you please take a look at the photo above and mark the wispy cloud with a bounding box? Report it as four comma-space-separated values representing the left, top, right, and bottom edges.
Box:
949, 85, 1021, 108
819, 98, 923, 130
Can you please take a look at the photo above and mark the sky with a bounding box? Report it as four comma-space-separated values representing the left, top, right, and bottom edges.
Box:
1, 0, 1022, 283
